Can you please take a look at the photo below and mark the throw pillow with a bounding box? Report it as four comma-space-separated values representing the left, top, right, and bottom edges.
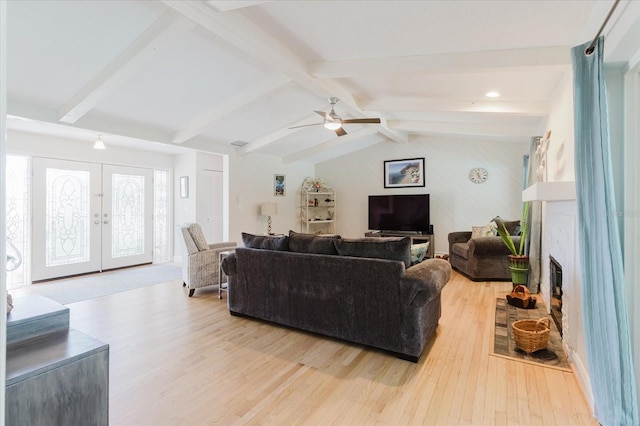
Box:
241, 232, 289, 251
333, 237, 412, 269
410, 242, 429, 266
471, 221, 497, 239
470, 226, 485, 239
288, 230, 340, 255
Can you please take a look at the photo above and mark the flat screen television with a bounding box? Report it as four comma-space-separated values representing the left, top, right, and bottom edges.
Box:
368, 194, 430, 233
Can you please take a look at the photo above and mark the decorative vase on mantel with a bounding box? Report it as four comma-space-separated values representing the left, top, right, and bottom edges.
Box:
508, 255, 529, 288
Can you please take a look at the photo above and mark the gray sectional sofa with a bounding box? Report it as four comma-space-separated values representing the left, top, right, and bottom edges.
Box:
220, 231, 452, 362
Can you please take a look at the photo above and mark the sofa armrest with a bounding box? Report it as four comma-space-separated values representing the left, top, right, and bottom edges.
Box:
468, 236, 520, 256
400, 258, 452, 307
220, 252, 237, 276
208, 242, 237, 252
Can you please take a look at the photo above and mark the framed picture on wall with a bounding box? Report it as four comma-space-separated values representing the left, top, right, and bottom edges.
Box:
384, 158, 425, 188
274, 174, 286, 196
180, 176, 189, 198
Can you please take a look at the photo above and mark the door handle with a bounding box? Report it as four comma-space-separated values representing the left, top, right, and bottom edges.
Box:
94, 220, 100, 225
103, 220, 109, 224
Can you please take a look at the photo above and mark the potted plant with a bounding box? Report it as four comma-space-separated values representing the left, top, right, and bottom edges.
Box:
496, 202, 530, 287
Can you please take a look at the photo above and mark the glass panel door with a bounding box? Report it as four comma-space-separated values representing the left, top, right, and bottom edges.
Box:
101, 165, 153, 270
32, 158, 102, 281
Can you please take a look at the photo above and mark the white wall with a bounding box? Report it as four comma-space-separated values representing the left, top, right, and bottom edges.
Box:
315, 135, 528, 253
7, 130, 175, 169
174, 151, 198, 230
227, 150, 314, 245
541, 70, 575, 182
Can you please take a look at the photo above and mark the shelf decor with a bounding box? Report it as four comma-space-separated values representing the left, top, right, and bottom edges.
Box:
302, 177, 331, 192
384, 158, 425, 188
299, 178, 335, 234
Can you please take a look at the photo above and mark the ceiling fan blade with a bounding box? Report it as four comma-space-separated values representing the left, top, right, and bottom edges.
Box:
335, 127, 347, 137
341, 118, 381, 124
289, 122, 323, 129
314, 110, 331, 121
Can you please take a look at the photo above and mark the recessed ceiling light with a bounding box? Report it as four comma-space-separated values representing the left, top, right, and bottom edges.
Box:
485, 91, 501, 98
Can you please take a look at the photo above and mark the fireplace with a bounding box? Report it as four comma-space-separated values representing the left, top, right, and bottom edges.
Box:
549, 256, 563, 337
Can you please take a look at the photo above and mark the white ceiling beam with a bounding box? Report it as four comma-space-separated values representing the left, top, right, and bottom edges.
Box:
162, 1, 390, 123
283, 127, 379, 164
311, 46, 571, 79
389, 120, 539, 139
10, 99, 174, 145
374, 125, 408, 144
206, 1, 271, 12
237, 114, 318, 155
165, 1, 405, 154
57, 10, 194, 124
363, 97, 548, 117
172, 75, 290, 144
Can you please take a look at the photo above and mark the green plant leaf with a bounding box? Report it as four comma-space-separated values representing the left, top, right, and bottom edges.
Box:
497, 201, 530, 256
496, 223, 517, 256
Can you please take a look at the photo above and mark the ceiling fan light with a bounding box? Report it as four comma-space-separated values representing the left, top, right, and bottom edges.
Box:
324, 121, 342, 130
93, 135, 106, 150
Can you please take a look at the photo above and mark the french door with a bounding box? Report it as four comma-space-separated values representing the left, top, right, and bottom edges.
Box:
32, 158, 153, 281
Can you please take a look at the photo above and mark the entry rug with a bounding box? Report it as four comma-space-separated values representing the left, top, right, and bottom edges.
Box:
12, 264, 182, 305
493, 297, 571, 371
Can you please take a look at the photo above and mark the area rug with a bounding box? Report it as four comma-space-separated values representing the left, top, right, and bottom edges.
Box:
12, 264, 182, 305
492, 297, 571, 371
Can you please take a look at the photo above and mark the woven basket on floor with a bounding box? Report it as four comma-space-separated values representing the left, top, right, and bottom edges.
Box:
512, 318, 551, 353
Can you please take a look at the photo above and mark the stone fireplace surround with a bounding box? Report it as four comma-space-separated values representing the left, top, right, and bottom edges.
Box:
523, 181, 594, 407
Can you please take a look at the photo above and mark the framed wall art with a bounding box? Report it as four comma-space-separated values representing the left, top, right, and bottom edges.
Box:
180, 176, 189, 198
383, 158, 425, 188
274, 174, 286, 196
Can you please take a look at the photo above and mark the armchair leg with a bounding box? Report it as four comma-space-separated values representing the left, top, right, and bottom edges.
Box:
188, 289, 195, 297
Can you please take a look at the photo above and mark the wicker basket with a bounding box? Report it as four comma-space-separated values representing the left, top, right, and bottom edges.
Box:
512, 318, 551, 353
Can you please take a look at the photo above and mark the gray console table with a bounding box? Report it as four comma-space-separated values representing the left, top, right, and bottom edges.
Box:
365, 231, 435, 259
5, 295, 109, 425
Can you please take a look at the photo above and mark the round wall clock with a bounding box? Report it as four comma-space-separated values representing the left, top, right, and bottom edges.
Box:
469, 167, 488, 184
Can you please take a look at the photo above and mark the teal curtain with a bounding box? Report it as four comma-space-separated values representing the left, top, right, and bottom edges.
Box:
572, 36, 638, 425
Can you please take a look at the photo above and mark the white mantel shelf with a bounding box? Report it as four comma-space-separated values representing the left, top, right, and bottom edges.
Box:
522, 181, 576, 202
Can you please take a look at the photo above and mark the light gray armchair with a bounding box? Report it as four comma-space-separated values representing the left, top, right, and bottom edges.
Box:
177, 223, 236, 297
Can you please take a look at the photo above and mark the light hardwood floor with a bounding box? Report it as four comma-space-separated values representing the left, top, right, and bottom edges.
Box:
67, 270, 597, 425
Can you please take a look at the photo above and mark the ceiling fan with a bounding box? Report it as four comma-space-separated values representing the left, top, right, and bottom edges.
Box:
289, 97, 380, 137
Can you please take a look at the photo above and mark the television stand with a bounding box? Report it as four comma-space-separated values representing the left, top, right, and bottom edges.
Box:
365, 231, 434, 259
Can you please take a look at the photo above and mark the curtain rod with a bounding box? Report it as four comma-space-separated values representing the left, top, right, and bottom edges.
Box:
585, 0, 621, 55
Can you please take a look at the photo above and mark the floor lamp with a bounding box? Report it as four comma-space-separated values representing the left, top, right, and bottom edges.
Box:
260, 202, 278, 235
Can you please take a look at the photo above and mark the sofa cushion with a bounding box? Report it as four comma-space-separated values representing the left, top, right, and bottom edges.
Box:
288, 230, 340, 255
410, 242, 429, 266
241, 232, 289, 251
333, 237, 412, 269
187, 223, 209, 251
493, 217, 521, 235
451, 242, 470, 260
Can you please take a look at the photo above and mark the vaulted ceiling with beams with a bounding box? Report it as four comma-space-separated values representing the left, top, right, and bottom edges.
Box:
5, 0, 632, 163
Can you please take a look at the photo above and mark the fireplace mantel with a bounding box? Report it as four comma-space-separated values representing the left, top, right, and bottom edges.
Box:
522, 181, 576, 202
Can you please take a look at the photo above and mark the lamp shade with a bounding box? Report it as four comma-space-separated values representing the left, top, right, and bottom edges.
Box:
260, 202, 277, 216
93, 135, 106, 150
